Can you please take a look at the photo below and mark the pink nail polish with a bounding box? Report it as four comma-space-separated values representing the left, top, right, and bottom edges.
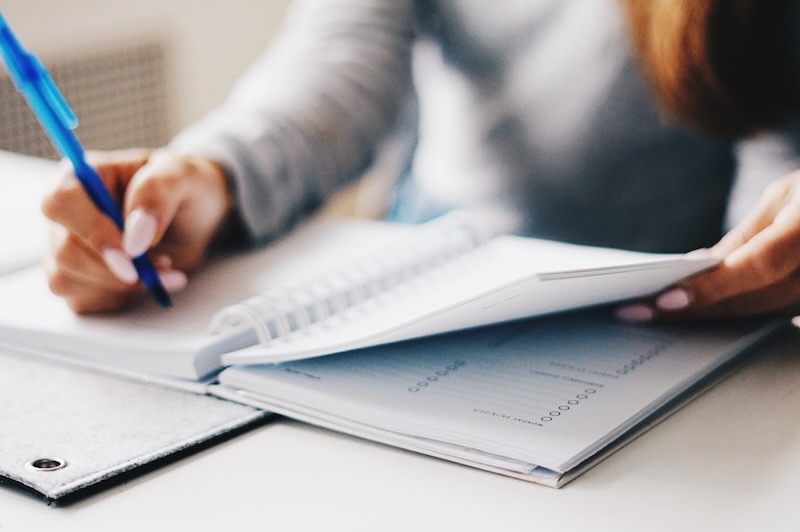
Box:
153, 254, 173, 269
656, 288, 692, 311
614, 304, 656, 323
123, 210, 157, 257
159, 270, 188, 293
102, 248, 138, 284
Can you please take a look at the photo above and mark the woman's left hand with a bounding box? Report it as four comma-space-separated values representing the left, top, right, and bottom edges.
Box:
616, 169, 800, 322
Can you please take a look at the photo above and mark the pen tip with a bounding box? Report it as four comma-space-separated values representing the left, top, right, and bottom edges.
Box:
151, 283, 173, 309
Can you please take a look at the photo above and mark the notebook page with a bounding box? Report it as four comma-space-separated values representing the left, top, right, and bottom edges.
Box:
221, 236, 716, 364
218, 311, 777, 472
0, 217, 418, 379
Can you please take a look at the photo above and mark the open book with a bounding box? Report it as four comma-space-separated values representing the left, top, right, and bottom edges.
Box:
0, 193, 786, 490
0, 211, 718, 383
213, 310, 782, 487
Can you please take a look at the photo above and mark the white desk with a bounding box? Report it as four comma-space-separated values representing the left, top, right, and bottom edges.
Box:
0, 151, 54, 274
2, 330, 800, 531
1, 151, 799, 531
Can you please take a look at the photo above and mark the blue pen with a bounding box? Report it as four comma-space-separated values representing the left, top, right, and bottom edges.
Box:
0, 12, 171, 308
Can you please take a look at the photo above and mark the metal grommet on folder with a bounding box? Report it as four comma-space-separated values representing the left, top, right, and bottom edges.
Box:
25, 457, 68, 472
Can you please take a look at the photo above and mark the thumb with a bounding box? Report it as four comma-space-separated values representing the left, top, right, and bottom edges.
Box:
121, 152, 188, 257
121, 150, 232, 273
123, 208, 160, 257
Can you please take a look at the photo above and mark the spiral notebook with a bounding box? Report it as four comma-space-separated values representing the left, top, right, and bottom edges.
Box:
213, 309, 783, 487
0, 212, 719, 383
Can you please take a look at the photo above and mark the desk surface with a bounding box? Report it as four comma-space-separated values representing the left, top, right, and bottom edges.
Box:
1, 151, 799, 531
0, 298, 798, 532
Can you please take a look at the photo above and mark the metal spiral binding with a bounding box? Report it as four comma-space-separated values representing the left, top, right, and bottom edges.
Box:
209, 212, 490, 345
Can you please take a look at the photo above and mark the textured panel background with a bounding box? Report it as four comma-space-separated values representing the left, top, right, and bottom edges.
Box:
0, 40, 169, 159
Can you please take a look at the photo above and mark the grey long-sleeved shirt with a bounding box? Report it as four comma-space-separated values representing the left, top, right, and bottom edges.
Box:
171, 0, 800, 253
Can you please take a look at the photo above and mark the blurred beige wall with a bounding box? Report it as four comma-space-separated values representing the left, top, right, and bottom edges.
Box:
2, 1, 390, 217
2, 0, 290, 135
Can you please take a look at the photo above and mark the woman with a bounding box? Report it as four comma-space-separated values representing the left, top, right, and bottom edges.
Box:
41, 0, 800, 320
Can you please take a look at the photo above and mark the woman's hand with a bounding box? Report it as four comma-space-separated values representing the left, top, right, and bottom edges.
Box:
616, 169, 800, 322
42, 148, 234, 314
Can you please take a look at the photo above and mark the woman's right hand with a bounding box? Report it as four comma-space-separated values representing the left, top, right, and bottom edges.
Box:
41, 148, 235, 314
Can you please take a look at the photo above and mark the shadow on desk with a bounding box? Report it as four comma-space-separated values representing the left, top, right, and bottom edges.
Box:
574, 325, 800, 497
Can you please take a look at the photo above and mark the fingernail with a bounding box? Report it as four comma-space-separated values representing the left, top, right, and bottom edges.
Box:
124, 209, 157, 257
152, 254, 174, 270
656, 288, 692, 311
614, 304, 656, 323
102, 248, 139, 284
159, 270, 188, 293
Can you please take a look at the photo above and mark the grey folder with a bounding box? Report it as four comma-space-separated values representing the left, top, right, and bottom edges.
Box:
0, 346, 267, 504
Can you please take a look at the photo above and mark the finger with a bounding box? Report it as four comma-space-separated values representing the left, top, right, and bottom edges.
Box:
657, 273, 800, 320
46, 229, 187, 313
50, 224, 188, 293
122, 151, 231, 269
152, 254, 173, 269
47, 225, 140, 293
84, 148, 152, 188
48, 272, 136, 314
42, 159, 131, 280
619, 276, 800, 323
42, 161, 124, 247
45, 248, 140, 315
43, 153, 158, 283
675, 200, 800, 309
47, 261, 139, 314
44, 187, 138, 284
713, 210, 772, 258
613, 302, 657, 323
45, 149, 152, 220
712, 179, 790, 256
119, 151, 198, 257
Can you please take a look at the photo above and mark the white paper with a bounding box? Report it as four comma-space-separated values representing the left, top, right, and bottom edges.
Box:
221, 237, 717, 364
0, 218, 415, 379
0, 207, 718, 380
218, 311, 779, 474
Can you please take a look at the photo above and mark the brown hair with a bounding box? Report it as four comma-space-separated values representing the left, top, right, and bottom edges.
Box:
623, 0, 797, 137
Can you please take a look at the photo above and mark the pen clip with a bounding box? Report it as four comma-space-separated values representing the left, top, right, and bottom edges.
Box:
0, 11, 77, 130
30, 55, 78, 129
